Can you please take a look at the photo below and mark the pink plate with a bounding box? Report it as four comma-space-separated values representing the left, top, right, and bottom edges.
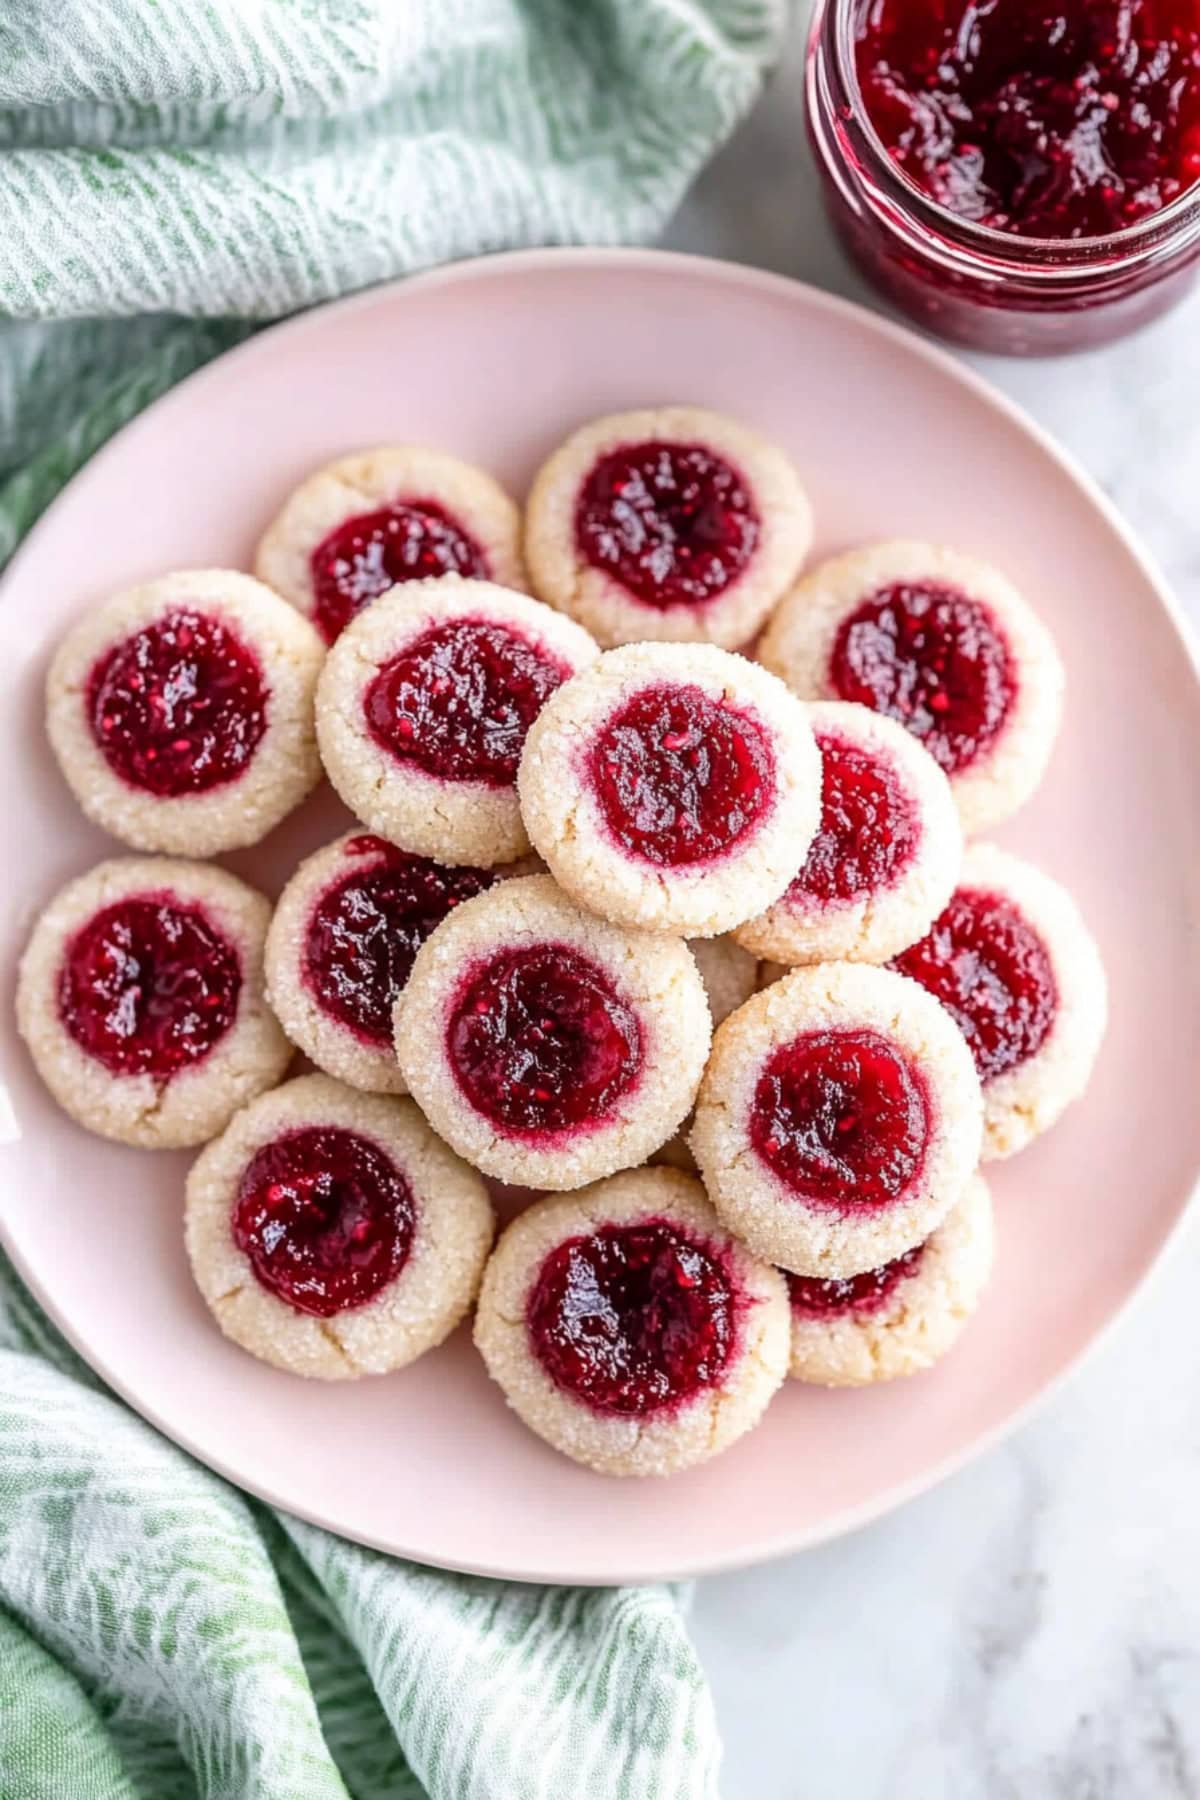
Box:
2, 250, 1199, 1584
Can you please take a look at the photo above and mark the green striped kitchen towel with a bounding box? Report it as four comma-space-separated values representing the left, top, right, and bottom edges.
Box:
0, 2, 784, 1795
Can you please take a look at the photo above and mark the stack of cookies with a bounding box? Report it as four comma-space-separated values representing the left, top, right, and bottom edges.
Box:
18, 407, 1106, 1478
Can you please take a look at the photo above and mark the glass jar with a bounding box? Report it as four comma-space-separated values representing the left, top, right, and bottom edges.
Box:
805, 0, 1200, 354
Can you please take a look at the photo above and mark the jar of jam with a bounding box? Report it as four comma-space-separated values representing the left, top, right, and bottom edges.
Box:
806, 0, 1200, 352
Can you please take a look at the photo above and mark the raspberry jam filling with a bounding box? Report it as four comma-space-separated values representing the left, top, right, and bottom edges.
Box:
364, 615, 570, 786
855, 0, 1200, 241
893, 886, 1058, 1082
787, 730, 919, 908
58, 894, 241, 1080
233, 1126, 414, 1317
750, 1027, 930, 1210
87, 608, 268, 796
574, 441, 760, 610
445, 942, 642, 1139
304, 837, 494, 1046
829, 582, 1016, 776
309, 501, 488, 643
787, 1243, 926, 1320
589, 682, 775, 868
527, 1216, 738, 1415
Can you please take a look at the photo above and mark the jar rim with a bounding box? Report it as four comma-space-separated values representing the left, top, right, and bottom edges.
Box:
823, 0, 1200, 268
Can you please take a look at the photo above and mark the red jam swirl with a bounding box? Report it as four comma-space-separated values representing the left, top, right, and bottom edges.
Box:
749, 1027, 930, 1210
58, 894, 241, 1080
445, 942, 642, 1139
855, 0, 1200, 239
829, 581, 1016, 776
787, 729, 919, 907
526, 1217, 738, 1415
787, 1243, 926, 1319
87, 608, 267, 796
364, 616, 569, 786
233, 1126, 414, 1316
892, 885, 1058, 1081
304, 838, 494, 1046
589, 682, 774, 868
310, 501, 488, 643
574, 441, 760, 609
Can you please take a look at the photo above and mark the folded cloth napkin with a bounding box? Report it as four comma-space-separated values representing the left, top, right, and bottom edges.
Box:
0, 2, 784, 1795
0, 0, 782, 557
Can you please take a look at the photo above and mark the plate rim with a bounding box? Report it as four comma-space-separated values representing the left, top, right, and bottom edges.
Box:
3, 245, 1199, 1584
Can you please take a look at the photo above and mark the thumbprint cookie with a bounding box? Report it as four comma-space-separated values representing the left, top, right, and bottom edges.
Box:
518, 641, 822, 936
394, 875, 711, 1189
316, 578, 597, 866
46, 569, 323, 856
17, 857, 289, 1147
892, 844, 1106, 1159
786, 1174, 994, 1386
524, 406, 811, 648
735, 701, 961, 967
474, 1167, 789, 1475
186, 1074, 493, 1379
265, 831, 501, 1094
691, 962, 983, 1278
759, 541, 1063, 834
255, 445, 524, 642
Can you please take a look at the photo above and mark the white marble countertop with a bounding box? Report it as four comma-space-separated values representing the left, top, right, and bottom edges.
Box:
667, 16, 1200, 1799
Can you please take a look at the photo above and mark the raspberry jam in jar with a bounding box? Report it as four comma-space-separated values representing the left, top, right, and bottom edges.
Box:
806, 0, 1200, 351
